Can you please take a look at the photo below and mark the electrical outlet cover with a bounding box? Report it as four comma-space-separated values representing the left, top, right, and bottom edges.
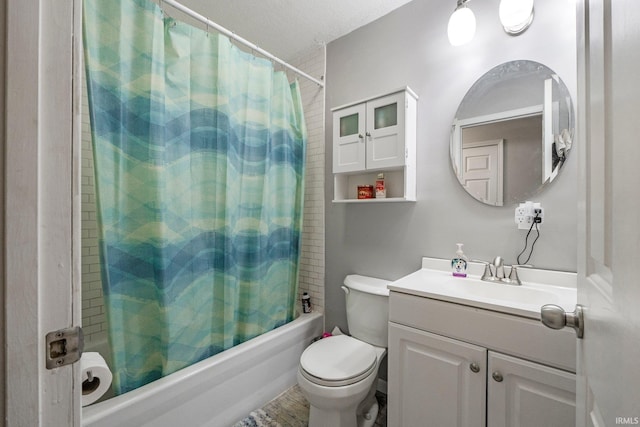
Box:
515, 201, 543, 229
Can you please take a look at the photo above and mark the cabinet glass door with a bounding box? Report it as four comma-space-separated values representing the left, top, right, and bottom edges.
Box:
366, 92, 406, 169
333, 103, 366, 173
374, 103, 398, 129
340, 113, 360, 137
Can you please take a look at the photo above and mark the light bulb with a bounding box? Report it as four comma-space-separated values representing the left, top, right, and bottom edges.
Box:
448, 6, 476, 46
499, 0, 535, 35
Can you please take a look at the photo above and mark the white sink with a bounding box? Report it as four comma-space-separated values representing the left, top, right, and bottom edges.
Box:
388, 258, 577, 319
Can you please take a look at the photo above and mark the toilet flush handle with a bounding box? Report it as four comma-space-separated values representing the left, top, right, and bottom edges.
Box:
341, 285, 350, 295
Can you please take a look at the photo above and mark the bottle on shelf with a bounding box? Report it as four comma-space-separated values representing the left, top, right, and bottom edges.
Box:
375, 173, 386, 198
302, 292, 312, 313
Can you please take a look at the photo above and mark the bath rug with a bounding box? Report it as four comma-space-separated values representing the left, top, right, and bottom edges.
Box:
233, 409, 282, 427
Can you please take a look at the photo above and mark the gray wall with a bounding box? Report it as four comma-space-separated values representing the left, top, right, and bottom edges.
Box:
325, 0, 577, 332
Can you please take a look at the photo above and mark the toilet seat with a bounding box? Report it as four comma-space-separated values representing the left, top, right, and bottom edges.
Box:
300, 335, 377, 387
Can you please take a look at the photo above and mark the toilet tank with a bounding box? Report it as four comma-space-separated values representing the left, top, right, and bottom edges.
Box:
343, 275, 390, 348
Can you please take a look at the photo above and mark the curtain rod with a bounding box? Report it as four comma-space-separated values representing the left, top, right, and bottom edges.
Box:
161, 0, 325, 88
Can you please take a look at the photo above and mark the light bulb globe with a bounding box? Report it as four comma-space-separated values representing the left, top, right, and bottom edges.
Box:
499, 0, 534, 35
447, 7, 476, 46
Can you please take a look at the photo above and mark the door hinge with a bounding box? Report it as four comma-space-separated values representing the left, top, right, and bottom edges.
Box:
46, 326, 84, 369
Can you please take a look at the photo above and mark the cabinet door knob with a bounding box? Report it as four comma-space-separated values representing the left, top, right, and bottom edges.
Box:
358, 133, 364, 139
365, 131, 371, 137
492, 371, 504, 382
469, 362, 480, 373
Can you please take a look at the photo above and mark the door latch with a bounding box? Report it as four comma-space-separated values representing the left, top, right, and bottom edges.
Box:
45, 326, 84, 369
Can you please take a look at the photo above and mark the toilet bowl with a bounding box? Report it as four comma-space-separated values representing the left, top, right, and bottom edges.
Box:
297, 275, 390, 427
297, 335, 386, 427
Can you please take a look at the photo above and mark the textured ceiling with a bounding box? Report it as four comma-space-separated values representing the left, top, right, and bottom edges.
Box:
175, 0, 415, 61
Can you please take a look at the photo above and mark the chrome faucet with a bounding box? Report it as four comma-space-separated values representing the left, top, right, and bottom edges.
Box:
474, 256, 530, 286
492, 256, 505, 279
507, 264, 531, 286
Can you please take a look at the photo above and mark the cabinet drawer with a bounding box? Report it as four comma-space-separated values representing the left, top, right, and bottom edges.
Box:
389, 291, 576, 372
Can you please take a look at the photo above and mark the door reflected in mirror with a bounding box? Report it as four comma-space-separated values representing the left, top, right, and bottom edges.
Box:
450, 60, 574, 207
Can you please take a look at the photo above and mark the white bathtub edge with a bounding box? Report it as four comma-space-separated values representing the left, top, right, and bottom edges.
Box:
82, 313, 323, 427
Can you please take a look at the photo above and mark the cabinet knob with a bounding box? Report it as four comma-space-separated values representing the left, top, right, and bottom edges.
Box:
492, 371, 504, 382
358, 133, 364, 139
365, 131, 371, 137
469, 362, 480, 373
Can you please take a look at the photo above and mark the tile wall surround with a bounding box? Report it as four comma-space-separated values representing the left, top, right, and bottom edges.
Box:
288, 46, 327, 316
81, 77, 108, 345
81, 45, 327, 340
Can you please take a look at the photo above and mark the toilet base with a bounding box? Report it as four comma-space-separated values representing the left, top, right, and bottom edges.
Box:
357, 396, 379, 427
309, 404, 357, 427
305, 377, 381, 427
308, 399, 378, 427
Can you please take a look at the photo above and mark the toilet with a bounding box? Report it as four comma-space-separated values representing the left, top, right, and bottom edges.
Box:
297, 274, 390, 427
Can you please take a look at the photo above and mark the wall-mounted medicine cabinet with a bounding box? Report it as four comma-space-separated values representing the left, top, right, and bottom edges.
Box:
332, 87, 418, 203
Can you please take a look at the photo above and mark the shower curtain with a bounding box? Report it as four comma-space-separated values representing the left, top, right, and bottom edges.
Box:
83, 0, 307, 394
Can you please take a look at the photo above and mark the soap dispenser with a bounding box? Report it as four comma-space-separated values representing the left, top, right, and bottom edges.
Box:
451, 243, 468, 277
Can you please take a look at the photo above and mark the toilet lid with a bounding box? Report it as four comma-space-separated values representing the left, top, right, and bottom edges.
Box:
300, 335, 377, 386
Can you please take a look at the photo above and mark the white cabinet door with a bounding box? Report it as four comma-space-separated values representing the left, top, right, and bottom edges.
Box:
488, 352, 576, 427
365, 91, 406, 170
388, 323, 486, 427
332, 103, 366, 173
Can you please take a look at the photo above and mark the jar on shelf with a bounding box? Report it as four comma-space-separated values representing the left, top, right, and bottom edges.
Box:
357, 185, 374, 199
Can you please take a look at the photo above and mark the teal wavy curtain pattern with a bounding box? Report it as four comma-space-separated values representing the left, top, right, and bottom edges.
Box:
83, 0, 307, 395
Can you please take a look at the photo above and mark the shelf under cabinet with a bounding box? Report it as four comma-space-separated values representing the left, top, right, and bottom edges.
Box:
332, 197, 414, 204
332, 168, 416, 203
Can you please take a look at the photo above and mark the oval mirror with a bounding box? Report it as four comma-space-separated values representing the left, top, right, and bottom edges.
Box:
450, 60, 574, 207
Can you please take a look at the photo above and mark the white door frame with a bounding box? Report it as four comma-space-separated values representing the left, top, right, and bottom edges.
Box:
451, 105, 542, 186
4, 0, 82, 425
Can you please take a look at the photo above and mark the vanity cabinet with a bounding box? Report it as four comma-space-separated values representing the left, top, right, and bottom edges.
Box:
331, 88, 417, 202
487, 352, 576, 427
388, 291, 576, 427
389, 323, 486, 427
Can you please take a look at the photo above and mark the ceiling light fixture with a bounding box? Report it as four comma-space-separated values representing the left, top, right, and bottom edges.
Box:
499, 0, 535, 35
447, 0, 476, 46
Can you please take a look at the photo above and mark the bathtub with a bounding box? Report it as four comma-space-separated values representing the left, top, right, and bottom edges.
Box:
82, 312, 323, 427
